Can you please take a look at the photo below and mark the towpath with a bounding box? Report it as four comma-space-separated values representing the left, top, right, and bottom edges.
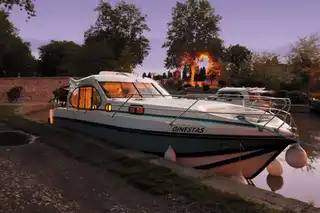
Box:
0, 125, 189, 213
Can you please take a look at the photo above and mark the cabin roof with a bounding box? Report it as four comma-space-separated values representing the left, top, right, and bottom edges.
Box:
218, 87, 267, 93
73, 71, 155, 83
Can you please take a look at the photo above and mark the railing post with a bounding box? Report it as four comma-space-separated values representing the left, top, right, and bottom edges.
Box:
112, 94, 133, 117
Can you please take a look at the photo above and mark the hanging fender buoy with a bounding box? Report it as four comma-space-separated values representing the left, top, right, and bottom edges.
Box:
164, 145, 176, 162
267, 159, 283, 177
285, 145, 308, 169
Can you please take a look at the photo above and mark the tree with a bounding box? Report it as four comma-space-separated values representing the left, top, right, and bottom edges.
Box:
162, 0, 223, 69
147, 72, 152, 78
84, 1, 150, 73
0, 0, 35, 18
252, 52, 280, 65
251, 52, 293, 89
38, 40, 81, 76
142, 72, 146, 78
0, 10, 36, 77
153, 74, 162, 80
288, 33, 320, 69
223, 44, 252, 85
70, 40, 116, 76
286, 33, 320, 90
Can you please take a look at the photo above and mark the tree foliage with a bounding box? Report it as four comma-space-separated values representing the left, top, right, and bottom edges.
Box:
38, 40, 81, 76
288, 33, 320, 69
0, 10, 36, 77
252, 52, 280, 65
163, 0, 223, 69
0, 0, 35, 18
222, 44, 252, 84
84, 1, 150, 73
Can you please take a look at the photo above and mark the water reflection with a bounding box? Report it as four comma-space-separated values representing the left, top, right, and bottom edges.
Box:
266, 175, 284, 192
253, 112, 320, 206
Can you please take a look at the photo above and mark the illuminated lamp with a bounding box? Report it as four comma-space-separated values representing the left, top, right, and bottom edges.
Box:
105, 103, 112, 112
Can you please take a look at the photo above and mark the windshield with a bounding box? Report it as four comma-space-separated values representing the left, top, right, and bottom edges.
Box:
99, 82, 164, 98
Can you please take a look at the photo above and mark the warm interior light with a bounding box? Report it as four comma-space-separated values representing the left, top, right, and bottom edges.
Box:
49, 109, 54, 124
105, 104, 112, 112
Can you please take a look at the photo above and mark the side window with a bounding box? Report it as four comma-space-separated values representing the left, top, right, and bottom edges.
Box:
70, 86, 101, 110
79, 87, 92, 109
121, 83, 140, 98
71, 88, 79, 108
101, 82, 124, 98
92, 87, 101, 109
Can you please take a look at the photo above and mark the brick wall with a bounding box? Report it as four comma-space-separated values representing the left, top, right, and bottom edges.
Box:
0, 77, 73, 103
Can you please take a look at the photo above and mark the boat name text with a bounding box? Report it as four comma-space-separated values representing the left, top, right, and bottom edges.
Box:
172, 126, 205, 133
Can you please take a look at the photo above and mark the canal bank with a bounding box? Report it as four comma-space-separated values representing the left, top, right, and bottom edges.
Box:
0, 108, 319, 213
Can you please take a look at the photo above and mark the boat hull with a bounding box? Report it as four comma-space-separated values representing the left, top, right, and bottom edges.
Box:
53, 116, 292, 179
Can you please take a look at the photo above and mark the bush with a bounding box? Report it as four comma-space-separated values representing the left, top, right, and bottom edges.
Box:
52, 87, 69, 102
203, 84, 210, 92
274, 90, 288, 98
7, 86, 23, 103
287, 91, 308, 104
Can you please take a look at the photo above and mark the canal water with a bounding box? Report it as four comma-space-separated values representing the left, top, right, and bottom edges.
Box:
253, 111, 320, 206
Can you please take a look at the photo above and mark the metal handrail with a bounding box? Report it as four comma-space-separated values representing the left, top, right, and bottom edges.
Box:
111, 94, 134, 117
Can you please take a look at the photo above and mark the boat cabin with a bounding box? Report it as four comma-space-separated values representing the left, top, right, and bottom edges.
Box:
65, 71, 172, 110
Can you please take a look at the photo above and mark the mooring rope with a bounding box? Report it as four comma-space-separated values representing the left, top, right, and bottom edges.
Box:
235, 115, 320, 151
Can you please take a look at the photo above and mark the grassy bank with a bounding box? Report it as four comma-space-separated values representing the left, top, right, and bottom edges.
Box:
0, 108, 310, 213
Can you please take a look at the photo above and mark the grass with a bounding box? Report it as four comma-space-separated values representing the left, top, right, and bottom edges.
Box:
0, 105, 19, 119
0, 107, 306, 213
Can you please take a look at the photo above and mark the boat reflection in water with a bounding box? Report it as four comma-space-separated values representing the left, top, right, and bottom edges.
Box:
253, 112, 320, 207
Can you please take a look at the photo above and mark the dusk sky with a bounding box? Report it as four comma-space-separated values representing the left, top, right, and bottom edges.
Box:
8, 0, 320, 74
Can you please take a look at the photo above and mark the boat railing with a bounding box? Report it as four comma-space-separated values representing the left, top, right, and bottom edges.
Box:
202, 93, 298, 135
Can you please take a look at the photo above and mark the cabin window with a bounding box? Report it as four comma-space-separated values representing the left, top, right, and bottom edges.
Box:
71, 88, 79, 108
79, 87, 92, 109
133, 83, 162, 97
121, 83, 140, 98
70, 86, 101, 109
92, 87, 102, 109
99, 82, 163, 98
100, 82, 124, 98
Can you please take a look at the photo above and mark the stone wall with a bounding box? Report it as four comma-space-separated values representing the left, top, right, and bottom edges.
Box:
0, 77, 72, 103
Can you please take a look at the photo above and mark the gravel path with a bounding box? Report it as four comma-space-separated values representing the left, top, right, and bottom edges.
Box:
0, 139, 189, 213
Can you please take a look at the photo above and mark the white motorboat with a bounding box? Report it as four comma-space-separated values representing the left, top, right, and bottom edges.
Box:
49, 71, 299, 179
207, 87, 276, 109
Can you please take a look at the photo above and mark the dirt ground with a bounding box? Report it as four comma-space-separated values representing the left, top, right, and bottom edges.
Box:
0, 136, 192, 213
0, 111, 192, 213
